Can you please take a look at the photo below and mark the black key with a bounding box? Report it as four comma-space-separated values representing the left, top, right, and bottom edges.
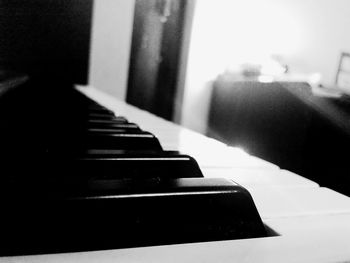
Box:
0, 178, 267, 255
85, 132, 162, 150
87, 112, 118, 120
88, 118, 128, 124
87, 108, 115, 115
51, 132, 163, 153
87, 122, 140, 130
84, 101, 111, 111
87, 127, 142, 134
52, 151, 204, 180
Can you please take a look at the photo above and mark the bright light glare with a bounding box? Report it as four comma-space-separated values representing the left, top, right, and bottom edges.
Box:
189, 0, 302, 78
258, 75, 274, 83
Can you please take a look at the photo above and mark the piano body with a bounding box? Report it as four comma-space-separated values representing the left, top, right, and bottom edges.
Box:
1, 1, 350, 261
1, 79, 350, 262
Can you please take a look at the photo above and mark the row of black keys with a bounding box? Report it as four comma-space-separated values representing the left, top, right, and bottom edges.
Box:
0, 87, 267, 256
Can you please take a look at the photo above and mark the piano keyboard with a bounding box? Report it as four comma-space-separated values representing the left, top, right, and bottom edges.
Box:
1, 84, 350, 262
0, 81, 267, 256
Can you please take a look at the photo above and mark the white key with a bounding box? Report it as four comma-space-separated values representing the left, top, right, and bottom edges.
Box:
203, 168, 318, 188
248, 187, 350, 219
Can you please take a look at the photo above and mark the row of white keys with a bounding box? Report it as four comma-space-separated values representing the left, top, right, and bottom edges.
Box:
251, 186, 350, 219
78, 86, 280, 170
81, 86, 350, 210
203, 168, 318, 188
77, 86, 322, 189
70, 86, 350, 262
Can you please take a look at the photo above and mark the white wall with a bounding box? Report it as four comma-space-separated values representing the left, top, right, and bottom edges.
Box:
181, 0, 350, 134
89, 0, 135, 100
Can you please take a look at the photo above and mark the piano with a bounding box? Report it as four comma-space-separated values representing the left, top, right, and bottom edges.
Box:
1, 77, 350, 262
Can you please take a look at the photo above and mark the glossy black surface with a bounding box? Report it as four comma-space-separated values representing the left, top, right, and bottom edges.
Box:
52, 151, 204, 180
0, 79, 163, 156
0, 178, 266, 256
0, 79, 267, 256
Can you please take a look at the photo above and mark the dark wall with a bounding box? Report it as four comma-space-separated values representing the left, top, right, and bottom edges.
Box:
127, 0, 187, 121
0, 0, 93, 84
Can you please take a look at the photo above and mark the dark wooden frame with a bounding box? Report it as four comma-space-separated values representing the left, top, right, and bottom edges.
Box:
335, 52, 350, 88
126, 0, 188, 121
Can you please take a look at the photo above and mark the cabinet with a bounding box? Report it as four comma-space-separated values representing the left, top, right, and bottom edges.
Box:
207, 77, 350, 196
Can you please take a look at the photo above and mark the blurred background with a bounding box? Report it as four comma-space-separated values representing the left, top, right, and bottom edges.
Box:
2, 0, 350, 195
